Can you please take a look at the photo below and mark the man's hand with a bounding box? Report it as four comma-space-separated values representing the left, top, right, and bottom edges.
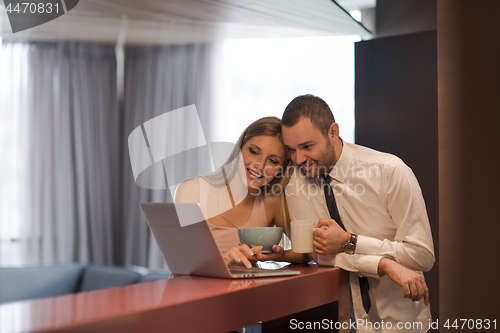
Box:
378, 257, 430, 306
313, 218, 351, 255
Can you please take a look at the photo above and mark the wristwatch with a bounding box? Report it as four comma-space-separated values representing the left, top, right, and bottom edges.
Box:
343, 233, 357, 255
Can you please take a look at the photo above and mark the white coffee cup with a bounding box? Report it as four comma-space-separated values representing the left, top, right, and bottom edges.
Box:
290, 220, 316, 253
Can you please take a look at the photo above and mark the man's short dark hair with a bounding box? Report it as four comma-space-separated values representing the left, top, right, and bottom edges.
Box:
281, 94, 335, 137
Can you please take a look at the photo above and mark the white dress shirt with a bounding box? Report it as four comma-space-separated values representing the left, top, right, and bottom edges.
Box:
285, 141, 435, 333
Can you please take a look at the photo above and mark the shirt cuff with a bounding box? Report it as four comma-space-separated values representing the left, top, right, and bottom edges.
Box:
311, 253, 336, 266
355, 255, 383, 278
356, 234, 385, 255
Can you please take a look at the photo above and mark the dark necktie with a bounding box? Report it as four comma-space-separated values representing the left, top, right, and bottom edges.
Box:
322, 174, 371, 314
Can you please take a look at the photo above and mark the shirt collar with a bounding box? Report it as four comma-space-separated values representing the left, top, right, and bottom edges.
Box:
327, 139, 352, 183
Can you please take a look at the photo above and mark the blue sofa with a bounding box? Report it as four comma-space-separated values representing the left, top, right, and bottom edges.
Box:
0, 264, 170, 303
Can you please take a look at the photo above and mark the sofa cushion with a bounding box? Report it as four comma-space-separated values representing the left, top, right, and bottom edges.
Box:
0, 264, 84, 303
78, 265, 142, 292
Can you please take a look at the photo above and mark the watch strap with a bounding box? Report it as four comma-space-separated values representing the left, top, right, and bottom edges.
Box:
343, 233, 357, 254
350, 233, 357, 244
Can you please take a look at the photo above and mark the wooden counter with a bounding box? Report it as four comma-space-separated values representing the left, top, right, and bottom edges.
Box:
0, 265, 349, 333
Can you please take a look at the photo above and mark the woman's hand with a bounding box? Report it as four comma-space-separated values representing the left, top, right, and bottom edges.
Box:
256, 245, 310, 263
224, 244, 263, 269
255, 245, 285, 262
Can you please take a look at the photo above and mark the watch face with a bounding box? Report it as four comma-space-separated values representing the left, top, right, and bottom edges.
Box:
344, 243, 356, 254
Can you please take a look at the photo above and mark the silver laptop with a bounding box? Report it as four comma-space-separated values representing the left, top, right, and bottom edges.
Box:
140, 202, 300, 278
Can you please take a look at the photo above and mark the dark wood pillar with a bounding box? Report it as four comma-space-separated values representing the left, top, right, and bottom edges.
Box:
438, 0, 500, 321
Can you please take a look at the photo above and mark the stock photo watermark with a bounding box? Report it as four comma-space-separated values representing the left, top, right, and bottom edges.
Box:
128, 105, 379, 226
289, 318, 497, 331
4, 0, 79, 33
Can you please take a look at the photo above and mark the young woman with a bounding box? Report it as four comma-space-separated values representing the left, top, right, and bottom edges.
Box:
174, 117, 308, 268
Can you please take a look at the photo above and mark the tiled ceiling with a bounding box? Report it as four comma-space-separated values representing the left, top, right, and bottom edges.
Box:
0, 0, 370, 45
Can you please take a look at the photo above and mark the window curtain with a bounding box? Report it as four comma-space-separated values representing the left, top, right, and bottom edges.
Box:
0, 41, 30, 266
120, 44, 215, 269
0, 40, 120, 265
0, 40, 215, 268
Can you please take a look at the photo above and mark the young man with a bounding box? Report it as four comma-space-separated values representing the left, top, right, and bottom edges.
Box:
282, 95, 435, 332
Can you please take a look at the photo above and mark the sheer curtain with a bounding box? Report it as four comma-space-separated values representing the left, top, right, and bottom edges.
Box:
0, 40, 120, 265
0, 40, 30, 266
121, 44, 215, 269
0, 40, 215, 268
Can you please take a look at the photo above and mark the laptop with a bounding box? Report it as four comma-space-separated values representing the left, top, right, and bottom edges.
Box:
140, 202, 300, 278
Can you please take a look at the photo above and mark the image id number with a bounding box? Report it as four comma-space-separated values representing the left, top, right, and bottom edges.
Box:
444, 319, 496, 330
6, 2, 60, 14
